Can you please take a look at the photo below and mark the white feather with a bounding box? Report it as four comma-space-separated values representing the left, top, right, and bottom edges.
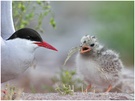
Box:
1, 1, 15, 39
1, 38, 38, 82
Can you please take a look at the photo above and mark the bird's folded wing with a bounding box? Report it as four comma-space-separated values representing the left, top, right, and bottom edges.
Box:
1, 1, 15, 40
1, 36, 5, 47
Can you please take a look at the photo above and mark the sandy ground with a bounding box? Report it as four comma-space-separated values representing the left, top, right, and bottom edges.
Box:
20, 69, 134, 100
1, 67, 134, 100
21, 92, 134, 100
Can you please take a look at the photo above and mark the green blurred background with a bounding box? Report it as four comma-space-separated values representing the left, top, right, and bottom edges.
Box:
88, 1, 134, 66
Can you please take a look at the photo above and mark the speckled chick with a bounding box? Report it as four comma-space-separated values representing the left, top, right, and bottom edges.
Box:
76, 35, 123, 92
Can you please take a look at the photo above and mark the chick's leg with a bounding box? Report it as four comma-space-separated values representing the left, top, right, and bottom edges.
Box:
105, 84, 112, 92
85, 84, 91, 93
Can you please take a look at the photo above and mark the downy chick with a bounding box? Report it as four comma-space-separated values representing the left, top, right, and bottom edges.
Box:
76, 35, 123, 92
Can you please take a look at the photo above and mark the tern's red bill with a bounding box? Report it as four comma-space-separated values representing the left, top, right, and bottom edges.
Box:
34, 41, 58, 51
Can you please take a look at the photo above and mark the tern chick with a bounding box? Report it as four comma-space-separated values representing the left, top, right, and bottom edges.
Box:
76, 35, 123, 92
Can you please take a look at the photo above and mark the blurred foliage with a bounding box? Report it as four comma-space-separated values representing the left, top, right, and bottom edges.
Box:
1, 84, 23, 100
64, 47, 80, 66
12, 1, 56, 33
30, 84, 37, 93
55, 84, 74, 95
58, 69, 76, 85
41, 84, 56, 92
29, 69, 84, 93
52, 68, 86, 92
89, 1, 134, 66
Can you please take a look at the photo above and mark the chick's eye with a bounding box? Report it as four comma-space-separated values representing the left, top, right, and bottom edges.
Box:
83, 41, 86, 43
90, 43, 94, 47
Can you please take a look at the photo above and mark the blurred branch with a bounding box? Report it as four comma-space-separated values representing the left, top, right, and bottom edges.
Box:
12, 1, 56, 33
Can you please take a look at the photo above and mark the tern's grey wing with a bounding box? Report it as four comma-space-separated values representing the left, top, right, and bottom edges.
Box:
1, 1, 15, 40
1, 36, 5, 46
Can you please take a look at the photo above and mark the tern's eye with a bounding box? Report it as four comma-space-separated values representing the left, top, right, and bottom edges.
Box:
26, 36, 31, 39
27, 36, 30, 38
90, 43, 94, 47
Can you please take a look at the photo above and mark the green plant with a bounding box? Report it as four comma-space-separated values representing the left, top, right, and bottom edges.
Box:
52, 68, 86, 92
1, 84, 23, 100
12, 1, 56, 33
63, 46, 80, 66
55, 84, 74, 95
51, 46, 87, 93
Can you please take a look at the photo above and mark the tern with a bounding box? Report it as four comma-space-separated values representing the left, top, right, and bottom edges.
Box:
1, 1, 57, 83
1, 28, 58, 83
76, 35, 123, 92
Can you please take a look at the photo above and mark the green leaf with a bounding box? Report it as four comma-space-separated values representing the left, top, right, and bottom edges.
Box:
13, 1, 56, 33
50, 17, 56, 29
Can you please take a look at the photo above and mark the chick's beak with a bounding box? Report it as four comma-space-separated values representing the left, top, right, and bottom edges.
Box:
80, 45, 91, 54
34, 41, 58, 51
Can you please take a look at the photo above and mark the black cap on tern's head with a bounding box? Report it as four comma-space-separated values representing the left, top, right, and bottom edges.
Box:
7, 28, 58, 51
7, 28, 43, 42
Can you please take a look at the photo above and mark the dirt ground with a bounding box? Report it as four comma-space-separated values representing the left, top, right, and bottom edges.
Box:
20, 68, 134, 100
1, 67, 134, 100
21, 92, 134, 100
